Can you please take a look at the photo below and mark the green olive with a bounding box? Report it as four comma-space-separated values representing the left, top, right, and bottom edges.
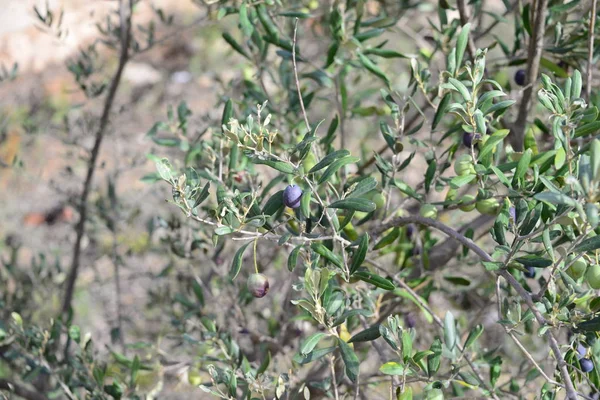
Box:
476, 198, 500, 215
419, 204, 438, 219
302, 153, 317, 173
454, 154, 476, 176
445, 188, 457, 202
586, 264, 600, 289
188, 369, 202, 386
372, 192, 386, 209
567, 258, 588, 280
459, 194, 476, 212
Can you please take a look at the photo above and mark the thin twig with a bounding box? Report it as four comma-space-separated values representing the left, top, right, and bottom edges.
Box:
474, 0, 518, 40
495, 277, 557, 385
356, 98, 430, 174
330, 356, 340, 400
456, 0, 477, 60
586, 0, 598, 101
392, 277, 498, 399
373, 215, 580, 400
111, 228, 125, 349
61, 0, 133, 317
511, 0, 549, 151
292, 19, 310, 133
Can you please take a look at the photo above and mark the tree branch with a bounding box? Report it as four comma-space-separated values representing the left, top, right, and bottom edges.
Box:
586, 0, 598, 101
456, 0, 477, 60
474, 0, 518, 41
0, 379, 50, 400
423, 213, 495, 271
61, 0, 134, 317
372, 215, 579, 400
511, 0, 549, 151
292, 18, 310, 133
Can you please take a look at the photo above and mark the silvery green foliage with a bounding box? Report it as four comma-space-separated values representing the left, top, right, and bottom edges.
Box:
4, 1, 600, 400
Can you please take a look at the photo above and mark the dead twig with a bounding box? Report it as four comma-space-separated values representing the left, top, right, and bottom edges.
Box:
61, 0, 134, 317
292, 19, 310, 133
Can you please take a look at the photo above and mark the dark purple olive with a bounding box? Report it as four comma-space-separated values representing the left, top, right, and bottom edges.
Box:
580, 358, 594, 373
463, 132, 474, 147
283, 185, 303, 208
577, 343, 587, 359
404, 313, 416, 328
406, 224, 414, 238
514, 69, 526, 86
247, 273, 270, 298
524, 266, 535, 278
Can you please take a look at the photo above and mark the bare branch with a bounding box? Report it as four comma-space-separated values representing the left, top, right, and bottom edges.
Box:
511, 0, 549, 151
61, 0, 134, 317
292, 18, 310, 133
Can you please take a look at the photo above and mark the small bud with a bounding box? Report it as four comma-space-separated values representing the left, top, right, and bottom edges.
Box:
283, 185, 303, 208
247, 273, 270, 298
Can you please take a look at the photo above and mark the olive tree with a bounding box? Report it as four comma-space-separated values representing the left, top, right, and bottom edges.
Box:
3, 0, 600, 399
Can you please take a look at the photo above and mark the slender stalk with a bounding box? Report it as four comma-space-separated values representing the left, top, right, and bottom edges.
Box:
111, 230, 125, 348
586, 0, 598, 101
292, 19, 310, 133
495, 278, 557, 385
330, 356, 340, 400
61, 0, 134, 318
356, 99, 431, 174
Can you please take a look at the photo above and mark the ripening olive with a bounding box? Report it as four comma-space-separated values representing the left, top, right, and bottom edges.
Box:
419, 204, 438, 219
586, 264, 600, 289
580, 358, 594, 373
372, 192, 386, 209
302, 153, 317, 173
247, 273, 270, 298
476, 198, 500, 215
283, 185, 303, 208
459, 194, 476, 212
454, 154, 476, 176
567, 258, 588, 280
